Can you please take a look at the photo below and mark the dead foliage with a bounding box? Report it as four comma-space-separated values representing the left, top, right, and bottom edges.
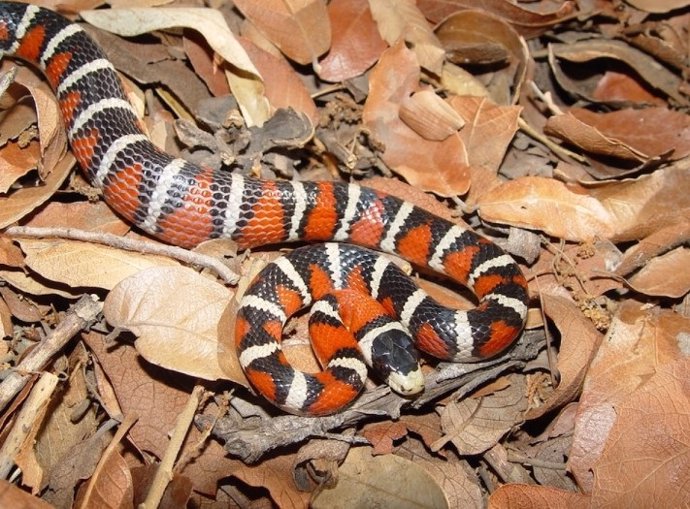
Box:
1, 0, 689, 508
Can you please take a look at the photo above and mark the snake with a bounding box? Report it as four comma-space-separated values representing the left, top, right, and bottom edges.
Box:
0, 2, 529, 416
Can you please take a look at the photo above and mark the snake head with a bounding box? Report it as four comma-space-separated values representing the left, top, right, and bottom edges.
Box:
370, 328, 424, 396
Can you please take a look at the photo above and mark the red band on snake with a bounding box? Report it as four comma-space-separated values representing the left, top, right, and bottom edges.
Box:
0, 3, 529, 416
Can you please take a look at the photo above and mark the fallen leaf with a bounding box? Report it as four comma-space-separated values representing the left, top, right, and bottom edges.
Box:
75, 451, 133, 509
369, 0, 445, 74
312, 447, 448, 508
546, 107, 690, 163
17, 239, 179, 291
478, 166, 690, 242
489, 484, 590, 509
569, 301, 687, 491
592, 357, 690, 507
362, 40, 471, 196
233, 0, 331, 66
318, 0, 387, 82
418, 0, 578, 39
103, 266, 240, 382
624, 0, 690, 13
525, 294, 603, 420
548, 39, 687, 105
436, 10, 528, 105
239, 37, 319, 126
431, 375, 527, 455
627, 246, 690, 298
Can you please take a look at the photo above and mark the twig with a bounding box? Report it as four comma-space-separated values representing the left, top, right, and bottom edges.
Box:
518, 117, 587, 164
0, 295, 102, 414
507, 451, 567, 470
139, 385, 206, 509
4, 226, 239, 285
0, 372, 59, 479
76, 415, 138, 509
212, 330, 544, 463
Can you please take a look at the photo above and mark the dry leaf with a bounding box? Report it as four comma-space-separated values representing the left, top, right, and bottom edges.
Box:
478, 166, 690, 242
431, 375, 527, 455
318, 0, 386, 82
418, 0, 578, 39
624, 0, 690, 13
233, 0, 331, 66
436, 10, 528, 105
627, 246, 690, 298
569, 301, 687, 491
103, 266, 242, 382
548, 39, 687, 105
75, 451, 133, 509
399, 89, 465, 141
312, 447, 448, 508
369, 0, 445, 74
525, 294, 602, 420
17, 239, 178, 291
591, 357, 690, 507
362, 40, 471, 196
546, 107, 690, 163
489, 484, 590, 509
449, 95, 521, 172
239, 38, 318, 127
0, 479, 54, 509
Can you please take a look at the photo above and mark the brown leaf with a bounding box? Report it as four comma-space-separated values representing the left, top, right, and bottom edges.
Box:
26, 201, 131, 235
103, 266, 240, 382
75, 451, 133, 509
231, 452, 311, 507
369, 0, 445, 74
0, 479, 54, 509
0, 140, 41, 193
0, 152, 74, 231
233, 0, 331, 65
488, 484, 590, 509
478, 166, 690, 242
436, 10, 528, 105
548, 39, 688, 105
431, 374, 527, 455
318, 0, 387, 82
17, 239, 178, 291
569, 301, 687, 491
311, 447, 448, 508
362, 413, 443, 455
81, 7, 269, 125
399, 89, 465, 141
592, 357, 690, 507
477, 177, 615, 241
545, 112, 649, 163
418, 0, 578, 39
363, 40, 471, 196
627, 246, 690, 298
183, 32, 231, 98
624, 0, 690, 13
547, 107, 690, 162
12, 65, 67, 180
449, 95, 521, 172
615, 222, 690, 276
239, 37, 319, 127
592, 71, 666, 105
526, 294, 603, 420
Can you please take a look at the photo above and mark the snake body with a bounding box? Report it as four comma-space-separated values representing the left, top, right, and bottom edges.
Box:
0, 3, 528, 415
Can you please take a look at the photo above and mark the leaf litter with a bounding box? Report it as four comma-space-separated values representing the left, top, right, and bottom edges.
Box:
0, 0, 689, 507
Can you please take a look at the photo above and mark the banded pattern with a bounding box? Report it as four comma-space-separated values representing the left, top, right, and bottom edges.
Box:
0, 3, 529, 416
236, 243, 526, 414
